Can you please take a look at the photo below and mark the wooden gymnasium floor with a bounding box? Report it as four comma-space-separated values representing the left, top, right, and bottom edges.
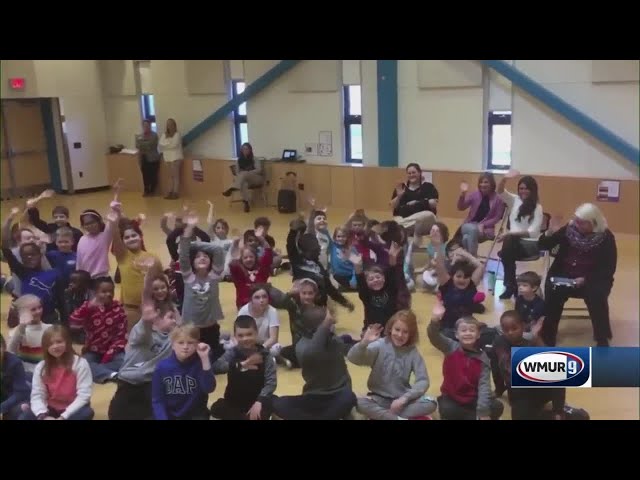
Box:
1, 190, 638, 420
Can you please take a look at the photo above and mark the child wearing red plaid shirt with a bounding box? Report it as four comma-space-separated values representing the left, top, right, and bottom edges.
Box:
69, 277, 127, 383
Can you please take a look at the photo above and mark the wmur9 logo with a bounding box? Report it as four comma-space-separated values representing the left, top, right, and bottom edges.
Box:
511, 347, 592, 388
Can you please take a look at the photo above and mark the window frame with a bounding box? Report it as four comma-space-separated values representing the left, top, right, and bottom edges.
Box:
487, 110, 512, 171
141, 94, 157, 132
232, 80, 248, 156
343, 85, 362, 164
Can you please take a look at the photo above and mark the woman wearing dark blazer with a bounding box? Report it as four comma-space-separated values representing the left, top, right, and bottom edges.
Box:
539, 203, 617, 347
455, 172, 507, 256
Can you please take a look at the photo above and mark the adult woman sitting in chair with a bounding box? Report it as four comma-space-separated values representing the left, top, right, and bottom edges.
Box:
223, 142, 264, 213
390, 163, 439, 237
496, 169, 544, 299
539, 204, 617, 347
455, 172, 506, 257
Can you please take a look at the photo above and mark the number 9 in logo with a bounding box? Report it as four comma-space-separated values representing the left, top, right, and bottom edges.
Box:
568, 360, 577, 375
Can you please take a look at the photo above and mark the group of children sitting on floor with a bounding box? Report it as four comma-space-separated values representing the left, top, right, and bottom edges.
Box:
0, 183, 589, 420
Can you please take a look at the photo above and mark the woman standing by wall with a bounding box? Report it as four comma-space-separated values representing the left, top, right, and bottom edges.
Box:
135, 120, 160, 197
159, 118, 183, 200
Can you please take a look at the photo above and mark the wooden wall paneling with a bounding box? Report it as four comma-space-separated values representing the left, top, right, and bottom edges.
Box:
330, 166, 355, 210
1, 158, 12, 191
354, 167, 405, 213
304, 165, 332, 210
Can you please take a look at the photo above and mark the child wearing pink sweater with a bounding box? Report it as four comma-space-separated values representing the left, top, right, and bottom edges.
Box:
76, 182, 122, 279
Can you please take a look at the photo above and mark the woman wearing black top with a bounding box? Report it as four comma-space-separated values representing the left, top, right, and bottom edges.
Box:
390, 163, 439, 236
223, 142, 265, 213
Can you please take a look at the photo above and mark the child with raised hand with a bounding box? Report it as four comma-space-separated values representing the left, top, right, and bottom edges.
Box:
491, 311, 568, 420
348, 310, 437, 420
108, 303, 178, 420
229, 224, 274, 309
270, 307, 357, 420
179, 214, 225, 356
431, 248, 487, 339
76, 178, 121, 279
69, 277, 127, 384
287, 216, 354, 312
210, 315, 277, 420
8, 295, 54, 378
2, 208, 61, 325
138, 257, 181, 320
164, 209, 211, 264
107, 209, 161, 330
427, 303, 503, 420
420, 222, 450, 291
269, 279, 322, 369
351, 241, 404, 333
21, 325, 94, 420
152, 325, 216, 420
25, 189, 83, 251
1, 334, 31, 420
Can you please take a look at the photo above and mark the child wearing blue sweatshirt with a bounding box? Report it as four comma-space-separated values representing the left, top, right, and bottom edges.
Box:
152, 325, 216, 420
1, 334, 31, 420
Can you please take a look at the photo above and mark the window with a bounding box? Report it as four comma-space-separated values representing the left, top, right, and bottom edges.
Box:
141, 94, 157, 132
343, 85, 362, 164
232, 80, 248, 156
488, 110, 512, 170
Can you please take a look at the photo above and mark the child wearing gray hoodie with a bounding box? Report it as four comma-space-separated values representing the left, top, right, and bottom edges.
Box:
348, 310, 437, 420
107, 305, 178, 420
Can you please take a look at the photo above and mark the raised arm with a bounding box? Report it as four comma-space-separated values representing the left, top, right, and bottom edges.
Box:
306, 310, 335, 355
24, 189, 56, 228
160, 213, 174, 236
433, 247, 451, 286
286, 217, 307, 265
347, 326, 383, 367
426, 304, 459, 355
140, 258, 164, 304
457, 182, 472, 211
106, 210, 126, 262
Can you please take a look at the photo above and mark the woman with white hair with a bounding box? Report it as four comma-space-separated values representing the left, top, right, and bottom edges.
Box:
538, 203, 617, 347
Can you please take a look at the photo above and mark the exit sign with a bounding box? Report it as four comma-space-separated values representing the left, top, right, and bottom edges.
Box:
9, 78, 25, 90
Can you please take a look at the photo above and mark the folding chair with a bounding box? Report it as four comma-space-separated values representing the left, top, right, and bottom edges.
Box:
229, 158, 269, 208
541, 244, 590, 319
491, 212, 551, 294
479, 207, 510, 263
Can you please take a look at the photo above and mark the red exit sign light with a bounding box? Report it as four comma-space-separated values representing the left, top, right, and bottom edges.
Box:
9, 78, 26, 90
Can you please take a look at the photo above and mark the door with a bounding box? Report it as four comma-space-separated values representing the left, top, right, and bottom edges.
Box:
1, 99, 52, 198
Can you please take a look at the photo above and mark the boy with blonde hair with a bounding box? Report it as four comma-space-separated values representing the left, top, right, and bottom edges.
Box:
152, 325, 216, 420
427, 304, 503, 420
